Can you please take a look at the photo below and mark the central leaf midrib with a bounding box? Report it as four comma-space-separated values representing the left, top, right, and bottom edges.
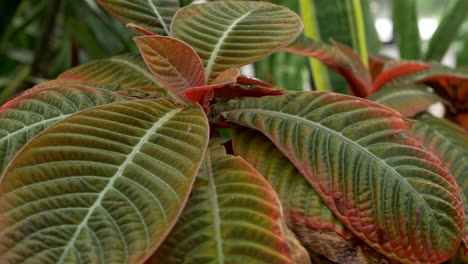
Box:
227, 108, 444, 225
146, 0, 169, 35
57, 107, 182, 264
205, 151, 224, 263
204, 9, 254, 80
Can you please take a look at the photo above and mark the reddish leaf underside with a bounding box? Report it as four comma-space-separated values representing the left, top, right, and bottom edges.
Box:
283, 36, 372, 97
134, 35, 206, 99
416, 74, 468, 108
371, 62, 432, 94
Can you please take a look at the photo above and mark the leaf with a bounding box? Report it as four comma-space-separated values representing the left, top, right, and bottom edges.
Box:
96, 0, 179, 36
415, 71, 468, 110
424, 0, 468, 62
284, 36, 372, 98
367, 84, 443, 117
371, 62, 432, 94
392, 0, 421, 60
0, 98, 210, 264
134, 35, 205, 99
0, 86, 130, 174
184, 68, 240, 107
149, 141, 311, 264
410, 115, 468, 251
216, 92, 464, 264
58, 53, 162, 93
171, 1, 303, 82
232, 127, 395, 264
126, 23, 157, 36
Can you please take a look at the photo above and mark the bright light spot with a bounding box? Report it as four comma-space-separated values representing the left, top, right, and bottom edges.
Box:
375, 18, 393, 42
428, 102, 445, 118
418, 18, 438, 40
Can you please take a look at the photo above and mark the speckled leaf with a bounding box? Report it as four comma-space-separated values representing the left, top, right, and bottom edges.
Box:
216, 92, 464, 264
171, 1, 302, 82
0, 99, 210, 264
411, 115, 468, 252
149, 141, 310, 264
367, 84, 443, 117
232, 127, 395, 264
0, 86, 130, 174
97, 0, 179, 35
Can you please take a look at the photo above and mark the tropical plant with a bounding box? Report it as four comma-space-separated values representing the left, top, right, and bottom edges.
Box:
0, 1, 467, 264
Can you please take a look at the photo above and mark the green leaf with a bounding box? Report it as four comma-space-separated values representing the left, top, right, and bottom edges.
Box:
367, 84, 443, 117
96, 0, 180, 35
424, 0, 468, 62
232, 127, 393, 263
0, 98, 210, 264
134, 35, 205, 100
58, 53, 162, 93
0, 86, 130, 174
457, 33, 468, 67
171, 1, 303, 82
411, 115, 468, 251
150, 141, 310, 264
392, 0, 421, 60
216, 92, 464, 264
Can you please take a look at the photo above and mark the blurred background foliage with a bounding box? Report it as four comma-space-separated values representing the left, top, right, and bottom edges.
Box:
0, 0, 468, 104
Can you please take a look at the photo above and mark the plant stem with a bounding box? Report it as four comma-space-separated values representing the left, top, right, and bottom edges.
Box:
352, 0, 369, 67
299, 0, 330, 92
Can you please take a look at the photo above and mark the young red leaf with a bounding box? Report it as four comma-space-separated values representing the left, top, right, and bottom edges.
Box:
368, 55, 391, 81
184, 68, 240, 109
283, 36, 372, 97
371, 62, 431, 94
134, 35, 205, 100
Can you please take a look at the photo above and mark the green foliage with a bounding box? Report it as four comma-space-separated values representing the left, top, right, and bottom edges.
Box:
0, 1, 467, 264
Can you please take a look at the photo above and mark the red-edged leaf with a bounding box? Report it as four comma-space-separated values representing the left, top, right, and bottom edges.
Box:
126, 23, 157, 36
369, 55, 391, 81
371, 62, 432, 94
367, 84, 444, 117
236, 75, 275, 88
232, 127, 395, 263
209, 68, 240, 85
171, 1, 303, 82
217, 92, 464, 264
456, 112, 468, 130
97, 0, 179, 36
213, 83, 284, 99
283, 36, 372, 97
411, 116, 468, 252
134, 35, 205, 100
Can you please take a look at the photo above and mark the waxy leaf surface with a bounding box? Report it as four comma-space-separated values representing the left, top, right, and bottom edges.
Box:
0, 86, 129, 174
232, 127, 394, 264
0, 99, 210, 264
171, 1, 302, 82
150, 141, 310, 264
411, 115, 468, 250
97, 0, 179, 35
216, 92, 464, 264
367, 84, 443, 117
